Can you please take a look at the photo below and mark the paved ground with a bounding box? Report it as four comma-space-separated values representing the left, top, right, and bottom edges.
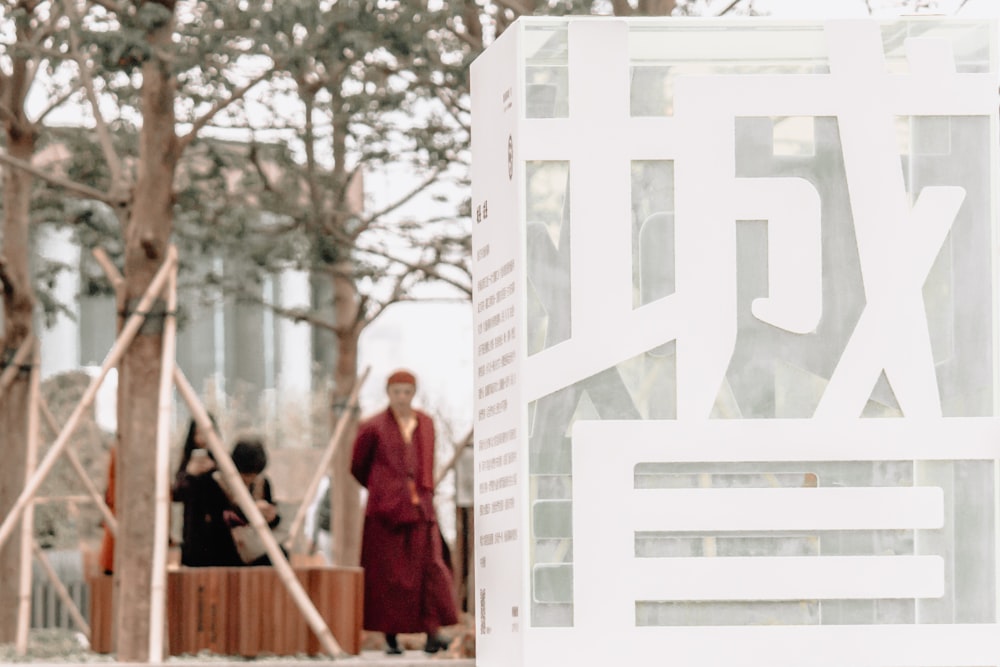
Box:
1, 628, 476, 665
25, 651, 476, 666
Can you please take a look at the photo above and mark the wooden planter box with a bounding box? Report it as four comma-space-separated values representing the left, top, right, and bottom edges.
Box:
89, 566, 363, 656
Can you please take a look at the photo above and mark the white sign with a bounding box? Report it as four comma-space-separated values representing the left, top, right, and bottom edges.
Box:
472, 16, 1000, 667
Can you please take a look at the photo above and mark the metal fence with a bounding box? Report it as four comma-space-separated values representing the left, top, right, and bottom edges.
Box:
31, 549, 88, 631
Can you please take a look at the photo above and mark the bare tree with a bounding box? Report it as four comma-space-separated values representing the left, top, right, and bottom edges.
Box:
0, 0, 64, 643
21, 1, 273, 657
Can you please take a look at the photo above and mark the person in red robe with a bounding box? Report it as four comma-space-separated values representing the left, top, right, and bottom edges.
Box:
97, 445, 116, 574
351, 369, 458, 655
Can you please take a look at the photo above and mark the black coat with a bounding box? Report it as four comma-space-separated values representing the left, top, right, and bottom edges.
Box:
172, 470, 279, 567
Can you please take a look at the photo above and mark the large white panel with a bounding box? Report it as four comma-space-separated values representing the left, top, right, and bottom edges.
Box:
633, 487, 944, 531
472, 15, 1000, 667
572, 418, 1000, 664
526, 625, 1000, 667
631, 555, 944, 600
471, 20, 529, 667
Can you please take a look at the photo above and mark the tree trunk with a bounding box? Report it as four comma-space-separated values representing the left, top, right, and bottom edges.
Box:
637, 0, 677, 14
0, 111, 36, 645
330, 265, 363, 567
326, 91, 367, 568
113, 5, 179, 660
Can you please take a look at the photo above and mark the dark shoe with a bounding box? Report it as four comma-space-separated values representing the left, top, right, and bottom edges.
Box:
424, 634, 450, 654
385, 634, 403, 655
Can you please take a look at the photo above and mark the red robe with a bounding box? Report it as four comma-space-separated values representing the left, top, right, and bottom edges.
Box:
351, 408, 458, 634
98, 447, 116, 574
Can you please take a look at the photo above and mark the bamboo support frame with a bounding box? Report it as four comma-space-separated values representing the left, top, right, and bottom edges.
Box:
4, 245, 357, 657
15, 523, 30, 654
91, 248, 124, 292
173, 366, 347, 659
285, 366, 371, 549
0, 335, 33, 403
38, 398, 117, 535
16, 339, 41, 655
92, 248, 126, 338
31, 539, 91, 637
149, 261, 177, 661
0, 247, 177, 552
31, 495, 92, 504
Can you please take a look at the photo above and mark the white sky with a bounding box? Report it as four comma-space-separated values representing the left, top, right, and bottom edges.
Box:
752, 0, 999, 17
359, 301, 473, 438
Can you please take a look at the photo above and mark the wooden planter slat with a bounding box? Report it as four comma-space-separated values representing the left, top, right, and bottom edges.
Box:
90, 566, 363, 657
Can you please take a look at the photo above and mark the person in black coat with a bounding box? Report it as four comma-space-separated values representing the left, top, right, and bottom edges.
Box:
172, 423, 280, 567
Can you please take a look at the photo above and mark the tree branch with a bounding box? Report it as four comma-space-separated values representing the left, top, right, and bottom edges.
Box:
230, 282, 342, 334
358, 166, 445, 233
62, 0, 125, 183
32, 82, 81, 126
492, 0, 533, 15
299, 84, 324, 233
443, 20, 482, 50
29, 4, 63, 47
0, 256, 16, 297
22, 46, 68, 61
0, 150, 117, 205
90, 0, 128, 16
178, 68, 276, 151
611, 0, 633, 15
358, 291, 469, 330
87, 0, 127, 14
360, 292, 395, 328
247, 141, 280, 195
0, 102, 18, 126
433, 86, 470, 132
357, 244, 472, 297
717, 0, 743, 15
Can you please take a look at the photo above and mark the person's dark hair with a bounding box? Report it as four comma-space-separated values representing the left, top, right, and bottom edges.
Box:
176, 413, 218, 474
231, 437, 268, 475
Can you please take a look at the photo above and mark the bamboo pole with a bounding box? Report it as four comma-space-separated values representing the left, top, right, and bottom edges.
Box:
0, 335, 33, 403
31, 539, 91, 637
31, 495, 92, 504
434, 428, 474, 488
285, 366, 370, 549
148, 261, 177, 662
172, 366, 347, 658
92, 244, 128, 656
91, 248, 124, 292
16, 339, 41, 654
38, 397, 117, 535
13, 529, 30, 649
91, 248, 126, 339
0, 248, 177, 551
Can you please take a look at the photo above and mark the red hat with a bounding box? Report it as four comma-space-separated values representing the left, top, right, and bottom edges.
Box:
386, 369, 417, 387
